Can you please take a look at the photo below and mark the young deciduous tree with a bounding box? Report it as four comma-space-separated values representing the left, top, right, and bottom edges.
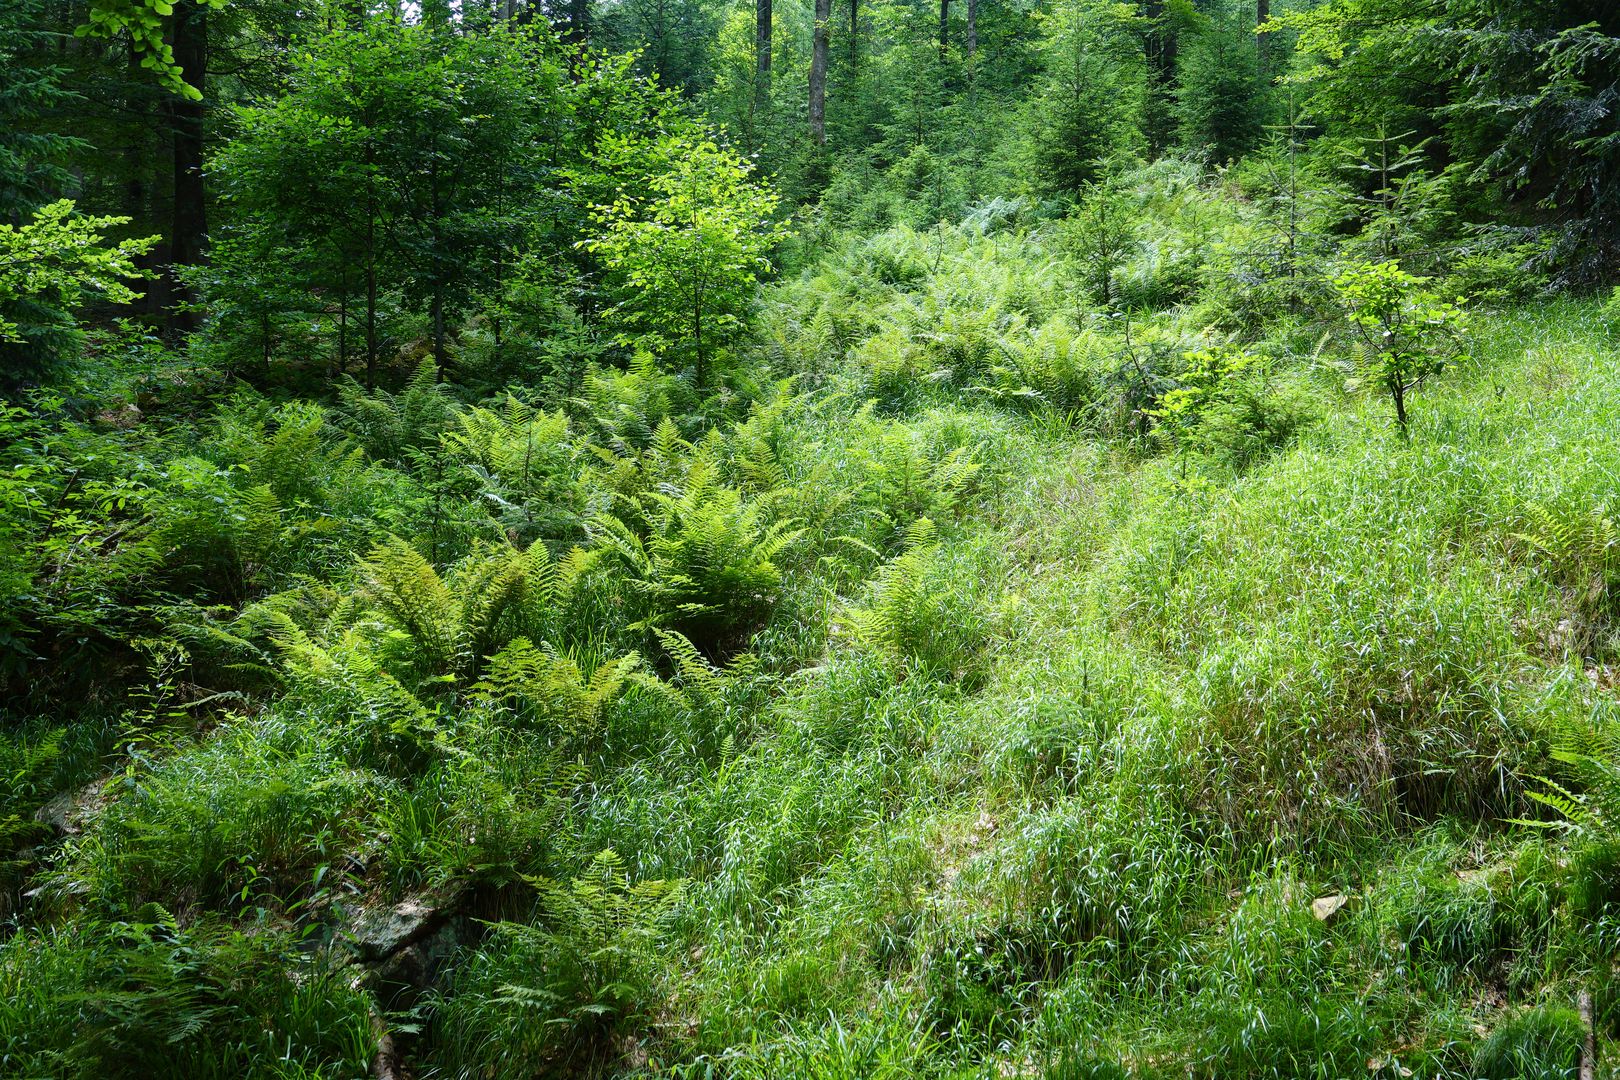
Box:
1332, 259, 1466, 436
583, 136, 789, 387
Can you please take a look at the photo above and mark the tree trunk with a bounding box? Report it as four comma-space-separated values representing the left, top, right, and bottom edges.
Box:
966, 0, 976, 58
558, 0, 588, 47
167, 0, 208, 336
124, 49, 164, 318
809, 0, 829, 145
938, 0, 949, 58
756, 0, 771, 77
1256, 0, 1270, 75
849, 0, 858, 69
365, 185, 378, 389
755, 0, 771, 121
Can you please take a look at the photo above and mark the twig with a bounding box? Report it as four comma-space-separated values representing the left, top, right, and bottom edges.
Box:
1580, 989, 1596, 1080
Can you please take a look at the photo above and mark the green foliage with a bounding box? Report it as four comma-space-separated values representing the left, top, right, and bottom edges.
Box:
0, 201, 158, 384
593, 421, 801, 651
1020, 0, 1144, 199
1149, 344, 1313, 469
75, 0, 227, 100
1471, 1005, 1583, 1080
1332, 260, 1468, 434
849, 521, 991, 685
18, 0, 1620, 1072
583, 134, 790, 386
0, 0, 85, 225
429, 849, 682, 1076
0, 916, 374, 1079
474, 637, 641, 744
1056, 186, 1138, 310
1174, 16, 1267, 164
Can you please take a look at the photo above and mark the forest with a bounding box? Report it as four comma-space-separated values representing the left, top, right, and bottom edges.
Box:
3, 0, 1620, 1075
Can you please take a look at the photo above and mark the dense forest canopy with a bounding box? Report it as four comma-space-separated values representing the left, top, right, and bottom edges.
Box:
5, 0, 1620, 1075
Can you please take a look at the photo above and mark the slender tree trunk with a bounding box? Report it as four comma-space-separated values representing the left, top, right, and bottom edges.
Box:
938, 0, 949, 58
966, 0, 976, 58
756, 0, 771, 78
429, 134, 446, 373
124, 48, 163, 318
365, 186, 378, 389
1256, 0, 1270, 75
755, 0, 771, 122
849, 0, 858, 70
167, 0, 208, 335
568, 0, 590, 46
338, 286, 348, 380
809, 0, 829, 145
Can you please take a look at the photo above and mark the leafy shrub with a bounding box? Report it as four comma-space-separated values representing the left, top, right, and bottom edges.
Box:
0, 200, 158, 386
593, 430, 801, 653
334, 358, 460, 464
1150, 345, 1315, 470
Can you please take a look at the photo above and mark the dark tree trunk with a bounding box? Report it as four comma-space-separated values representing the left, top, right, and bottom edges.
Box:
756, 0, 771, 77
849, 0, 858, 69
124, 49, 164, 318
167, 0, 208, 335
966, 0, 976, 58
938, 0, 949, 57
1256, 0, 1270, 75
809, 0, 829, 145
565, 0, 590, 48
365, 181, 378, 389
755, 0, 771, 125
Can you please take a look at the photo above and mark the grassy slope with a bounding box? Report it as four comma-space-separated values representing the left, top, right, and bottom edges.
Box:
4, 274, 1618, 1077
604, 300, 1620, 1077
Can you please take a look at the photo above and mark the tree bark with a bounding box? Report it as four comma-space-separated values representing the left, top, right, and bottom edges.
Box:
809, 0, 829, 145
966, 0, 976, 58
1256, 0, 1270, 75
756, 0, 771, 77
938, 0, 949, 58
849, 0, 858, 69
167, 0, 208, 335
755, 0, 771, 122
561, 0, 589, 48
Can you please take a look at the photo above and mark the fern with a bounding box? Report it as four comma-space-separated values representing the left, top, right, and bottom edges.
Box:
473, 637, 640, 741
434, 850, 683, 1074
1517, 718, 1620, 853
849, 525, 989, 683
649, 628, 759, 712
1515, 501, 1620, 600
593, 451, 802, 651
334, 358, 460, 463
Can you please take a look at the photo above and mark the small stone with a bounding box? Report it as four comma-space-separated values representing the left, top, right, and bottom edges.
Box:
1312, 894, 1350, 923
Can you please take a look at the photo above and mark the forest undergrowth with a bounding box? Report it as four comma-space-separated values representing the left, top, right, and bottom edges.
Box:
5, 0, 1620, 1074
